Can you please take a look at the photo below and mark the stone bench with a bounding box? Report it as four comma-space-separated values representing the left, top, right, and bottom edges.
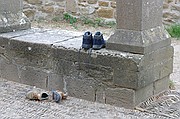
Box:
0, 28, 173, 109
0, 0, 174, 109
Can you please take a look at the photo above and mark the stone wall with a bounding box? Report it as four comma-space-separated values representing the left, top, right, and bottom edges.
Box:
0, 0, 174, 109
163, 0, 180, 25
23, 0, 180, 25
23, 0, 116, 21
0, 28, 173, 109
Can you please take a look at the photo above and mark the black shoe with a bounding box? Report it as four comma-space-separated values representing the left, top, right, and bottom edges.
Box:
82, 31, 93, 49
92, 32, 105, 50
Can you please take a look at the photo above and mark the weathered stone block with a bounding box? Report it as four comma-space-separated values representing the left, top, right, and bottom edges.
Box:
52, 59, 74, 75
26, 0, 42, 5
47, 73, 64, 91
11, 29, 73, 44
97, 8, 114, 18
9, 39, 52, 56
41, 6, 54, 13
163, 3, 169, 9
7, 39, 53, 69
0, 0, 22, 14
66, 0, 77, 13
114, 69, 138, 89
116, 0, 163, 31
23, 9, 36, 21
98, 1, 109, 7
78, 0, 87, 3
0, 28, 45, 39
52, 47, 87, 64
111, 2, 116, 8
56, 1, 66, 7
107, 26, 171, 54
143, 58, 173, 83
65, 76, 96, 102
53, 47, 140, 84
81, 50, 141, 71
165, 0, 174, 3
114, 58, 173, 89
105, 88, 136, 108
105, 83, 154, 109
139, 46, 174, 69
87, 0, 98, 4
95, 86, 106, 103
0, 57, 21, 83
54, 8, 65, 16
153, 76, 170, 94
135, 83, 154, 105
52, 57, 113, 87
75, 62, 113, 83
78, 2, 88, 7
20, 66, 48, 89
159, 59, 173, 79
79, 5, 96, 15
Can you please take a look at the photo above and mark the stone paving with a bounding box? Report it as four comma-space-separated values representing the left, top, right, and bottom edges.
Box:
171, 39, 180, 92
0, 78, 174, 119
0, 38, 179, 119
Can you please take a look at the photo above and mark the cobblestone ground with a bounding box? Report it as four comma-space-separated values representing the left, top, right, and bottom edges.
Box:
0, 78, 174, 119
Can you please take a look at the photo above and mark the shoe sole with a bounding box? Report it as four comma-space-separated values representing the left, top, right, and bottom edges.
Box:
92, 44, 105, 50
82, 44, 92, 49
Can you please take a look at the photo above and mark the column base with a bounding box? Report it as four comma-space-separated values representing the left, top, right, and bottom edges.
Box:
106, 26, 171, 54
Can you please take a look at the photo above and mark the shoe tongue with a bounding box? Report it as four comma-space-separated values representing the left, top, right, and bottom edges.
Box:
85, 32, 90, 36
95, 32, 101, 36
94, 34, 102, 40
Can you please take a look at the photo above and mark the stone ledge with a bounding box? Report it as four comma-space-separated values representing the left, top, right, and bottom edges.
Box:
0, 28, 173, 89
0, 28, 173, 108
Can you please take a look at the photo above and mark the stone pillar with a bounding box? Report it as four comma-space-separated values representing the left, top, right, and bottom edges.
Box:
106, 0, 174, 107
107, 0, 170, 54
0, 0, 30, 33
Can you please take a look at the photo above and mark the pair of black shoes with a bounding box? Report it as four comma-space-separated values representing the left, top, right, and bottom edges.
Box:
82, 31, 105, 50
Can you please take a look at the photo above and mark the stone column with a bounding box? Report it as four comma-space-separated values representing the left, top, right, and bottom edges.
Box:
106, 0, 174, 107
0, 0, 30, 33
107, 0, 170, 54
